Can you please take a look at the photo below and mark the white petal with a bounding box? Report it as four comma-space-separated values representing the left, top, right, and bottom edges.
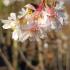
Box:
58, 17, 64, 25
43, 11, 50, 16
10, 13, 16, 20
18, 8, 26, 17
21, 8, 26, 13
1, 20, 10, 24
22, 33, 30, 42
2, 24, 11, 29
51, 22, 56, 29
19, 31, 30, 42
12, 30, 18, 40
10, 21, 16, 27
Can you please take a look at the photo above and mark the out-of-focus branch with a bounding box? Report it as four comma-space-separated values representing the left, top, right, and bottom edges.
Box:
18, 47, 36, 70
57, 39, 63, 70
0, 49, 14, 70
36, 38, 44, 70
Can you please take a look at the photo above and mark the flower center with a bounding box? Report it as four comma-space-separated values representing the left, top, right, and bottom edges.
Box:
18, 17, 27, 25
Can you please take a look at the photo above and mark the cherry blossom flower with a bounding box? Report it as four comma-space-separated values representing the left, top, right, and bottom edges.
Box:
2, 13, 17, 29
1, 13, 20, 40
42, 0, 68, 30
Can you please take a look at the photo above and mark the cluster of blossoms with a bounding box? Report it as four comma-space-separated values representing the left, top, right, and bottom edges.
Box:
1, 0, 68, 42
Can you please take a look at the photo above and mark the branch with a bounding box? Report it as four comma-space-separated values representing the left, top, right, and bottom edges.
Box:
36, 38, 44, 70
18, 48, 36, 70
0, 49, 14, 70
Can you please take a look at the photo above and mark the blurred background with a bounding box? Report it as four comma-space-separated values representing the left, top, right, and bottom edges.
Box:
0, 0, 70, 70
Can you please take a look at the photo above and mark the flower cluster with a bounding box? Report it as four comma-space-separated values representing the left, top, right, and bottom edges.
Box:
1, 0, 68, 42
